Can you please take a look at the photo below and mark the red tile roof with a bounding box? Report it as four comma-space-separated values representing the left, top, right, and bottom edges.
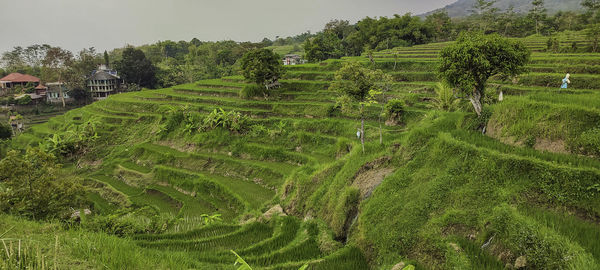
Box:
0, 73, 41, 83
35, 84, 47, 90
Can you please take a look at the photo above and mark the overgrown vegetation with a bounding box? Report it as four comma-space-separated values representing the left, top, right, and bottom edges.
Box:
1, 13, 600, 270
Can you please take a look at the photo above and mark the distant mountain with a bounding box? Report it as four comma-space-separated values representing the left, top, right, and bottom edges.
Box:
425, 0, 584, 17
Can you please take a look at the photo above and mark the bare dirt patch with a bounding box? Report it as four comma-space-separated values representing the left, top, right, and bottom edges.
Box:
487, 119, 569, 154
351, 157, 394, 199
534, 138, 567, 154
157, 140, 198, 153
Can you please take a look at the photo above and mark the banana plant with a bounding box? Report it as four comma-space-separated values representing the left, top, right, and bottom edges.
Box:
200, 213, 222, 225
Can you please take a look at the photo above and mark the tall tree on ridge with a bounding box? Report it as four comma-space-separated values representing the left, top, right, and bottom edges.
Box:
470, 0, 499, 32
529, 0, 547, 35
438, 33, 530, 116
114, 47, 157, 88
104, 50, 110, 68
42, 47, 73, 107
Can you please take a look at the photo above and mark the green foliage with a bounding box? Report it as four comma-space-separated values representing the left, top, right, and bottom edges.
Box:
158, 107, 185, 136
232, 250, 253, 270
240, 84, 269, 99
304, 31, 345, 62
240, 48, 284, 87
114, 47, 157, 88
433, 82, 460, 111
489, 205, 597, 269
524, 135, 537, 148
84, 208, 176, 236
200, 213, 222, 225
0, 148, 84, 219
572, 127, 600, 156
330, 62, 378, 102
385, 99, 405, 120
16, 95, 32, 105
201, 108, 250, 133
0, 122, 12, 139
490, 96, 600, 154
40, 119, 99, 157
462, 106, 493, 131
438, 32, 530, 115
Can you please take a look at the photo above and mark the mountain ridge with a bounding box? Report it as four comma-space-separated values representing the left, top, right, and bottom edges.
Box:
424, 0, 584, 17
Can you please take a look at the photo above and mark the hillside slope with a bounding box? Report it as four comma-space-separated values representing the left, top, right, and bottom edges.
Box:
7, 31, 600, 269
426, 0, 583, 17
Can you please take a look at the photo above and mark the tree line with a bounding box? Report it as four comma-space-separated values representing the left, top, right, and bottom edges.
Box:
3, 0, 600, 97
303, 0, 600, 62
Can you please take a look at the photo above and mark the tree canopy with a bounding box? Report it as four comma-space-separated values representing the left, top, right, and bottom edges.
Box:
114, 47, 157, 88
330, 62, 390, 152
240, 48, 284, 87
0, 148, 84, 219
438, 32, 530, 116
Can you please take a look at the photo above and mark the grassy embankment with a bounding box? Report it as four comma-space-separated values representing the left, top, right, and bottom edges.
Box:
6, 30, 600, 269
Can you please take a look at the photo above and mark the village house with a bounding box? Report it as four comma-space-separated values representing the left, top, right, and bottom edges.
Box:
88, 65, 122, 100
282, 54, 305, 65
46, 82, 73, 104
0, 73, 42, 95
35, 84, 48, 96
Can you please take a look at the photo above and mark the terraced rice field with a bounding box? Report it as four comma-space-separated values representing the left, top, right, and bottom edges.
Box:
13, 31, 600, 268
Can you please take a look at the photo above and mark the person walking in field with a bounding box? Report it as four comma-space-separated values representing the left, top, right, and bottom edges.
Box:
561, 73, 571, 89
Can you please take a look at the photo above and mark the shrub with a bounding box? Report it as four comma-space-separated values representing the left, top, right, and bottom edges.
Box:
432, 83, 459, 111
40, 119, 100, 158
335, 138, 353, 157
159, 108, 185, 136
240, 84, 268, 99
525, 135, 537, 148
201, 108, 249, 133
385, 99, 405, 121
326, 104, 341, 117
0, 148, 84, 219
0, 122, 12, 139
16, 95, 32, 105
462, 107, 493, 131
248, 124, 268, 138
571, 128, 600, 157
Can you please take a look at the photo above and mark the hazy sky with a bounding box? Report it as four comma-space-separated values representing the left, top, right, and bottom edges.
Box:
1, 0, 456, 53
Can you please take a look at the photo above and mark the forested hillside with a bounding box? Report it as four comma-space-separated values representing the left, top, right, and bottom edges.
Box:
428, 0, 583, 17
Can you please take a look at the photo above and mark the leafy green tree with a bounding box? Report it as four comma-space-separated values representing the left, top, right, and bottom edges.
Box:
114, 47, 157, 88
324, 19, 356, 40
0, 122, 12, 139
552, 11, 582, 32
330, 62, 386, 152
42, 46, 74, 107
586, 24, 600, 52
63, 47, 100, 104
304, 32, 344, 62
582, 0, 600, 23
426, 11, 453, 41
240, 48, 284, 88
0, 148, 84, 219
528, 0, 547, 35
23, 44, 51, 68
470, 0, 499, 32
438, 32, 530, 116
1, 46, 26, 70
103, 50, 110, 68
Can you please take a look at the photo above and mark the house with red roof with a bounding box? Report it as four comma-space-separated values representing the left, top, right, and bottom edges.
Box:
0, 73, 41, 89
